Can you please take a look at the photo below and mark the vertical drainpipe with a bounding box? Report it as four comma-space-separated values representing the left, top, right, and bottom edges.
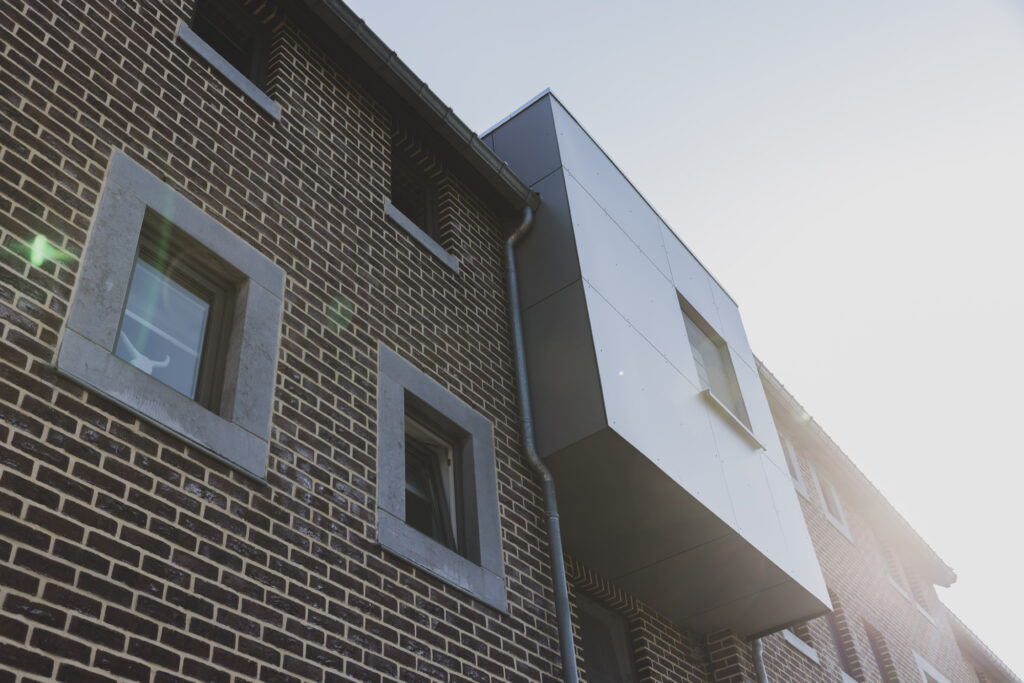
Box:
506, 206, 581, 683
752, 637, 769, 683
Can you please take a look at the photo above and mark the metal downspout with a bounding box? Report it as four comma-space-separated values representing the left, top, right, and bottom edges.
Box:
752, 638, 769, 683
506, 206, 580, 683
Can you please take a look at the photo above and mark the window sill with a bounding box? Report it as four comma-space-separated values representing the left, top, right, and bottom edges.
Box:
841, 672, 859, 683
385, 201, 459, 273
888, 575, 911, 601
176, 21, 281, 120
782, 629, 819, 664
700, 389, 764, 450
824, 509, 854, 544
914, 602, 936, 625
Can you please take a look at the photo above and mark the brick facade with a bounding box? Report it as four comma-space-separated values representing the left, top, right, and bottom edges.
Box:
0, 2, 1015, 682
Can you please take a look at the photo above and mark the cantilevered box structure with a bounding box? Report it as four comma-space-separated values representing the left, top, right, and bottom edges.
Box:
485, 92, 830, 636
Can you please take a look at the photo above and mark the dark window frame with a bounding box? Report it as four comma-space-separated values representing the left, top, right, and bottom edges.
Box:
190, 0, 272, 89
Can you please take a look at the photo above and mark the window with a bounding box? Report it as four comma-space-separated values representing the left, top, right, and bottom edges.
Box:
826, 612, 860, 682
781, 624, 820, 664
576, 593, 638, 683
384, 143, 458, 272
681, 303, 749, 427
376, 345, 505, 610
864, 623, 899, 683
914, 652, 951, 683
175, 0, 280, 119
191, 0, 271, 88
58, 150, 285, 480
404, 415, 460, 553
780, 435, 809, 497
811, 466, 852, 540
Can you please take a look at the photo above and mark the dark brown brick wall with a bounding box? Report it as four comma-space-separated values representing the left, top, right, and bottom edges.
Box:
0, 1, 562, 681
0, 1, 1010, 682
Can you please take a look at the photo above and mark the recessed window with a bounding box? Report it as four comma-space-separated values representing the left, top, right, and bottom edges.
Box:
914, 652, 951, 683
58, 151, 285, 479
681, 305, 749, 427
376, 345, 504, 610
391, 148, 441, 243
384, 142, 458, 272
175, 0, 280, 119
780, 435, 808, 497
865, 622, 899, 683
826, 611, 860, 682
114, 212, 235, 406
191, 0, 271, 88
576, 593, 638, 683
404, 415, 460, 553
812, 466, 852, 539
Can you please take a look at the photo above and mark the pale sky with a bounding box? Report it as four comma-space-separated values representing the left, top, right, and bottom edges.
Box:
348, 1, 1024, 674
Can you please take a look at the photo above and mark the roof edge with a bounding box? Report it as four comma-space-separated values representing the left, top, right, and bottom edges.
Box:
300, 0, 540, 212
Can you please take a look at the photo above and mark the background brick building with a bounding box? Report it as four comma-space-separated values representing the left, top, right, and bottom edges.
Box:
0, 1, 1016, 682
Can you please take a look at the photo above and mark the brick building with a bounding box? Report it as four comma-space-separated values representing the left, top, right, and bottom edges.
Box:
0, 1, 1015, 682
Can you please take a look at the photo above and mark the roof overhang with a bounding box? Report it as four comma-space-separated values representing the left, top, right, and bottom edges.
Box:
298, 0, 539, 216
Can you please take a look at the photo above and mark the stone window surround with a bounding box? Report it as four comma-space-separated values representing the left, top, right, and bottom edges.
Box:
375, 344, 505, 611
57, 150, 285, 480
914, 651, 951, 683
810, 464, 854, 543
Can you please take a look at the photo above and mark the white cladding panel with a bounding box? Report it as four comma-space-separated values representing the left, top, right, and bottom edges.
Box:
566, 173, 695, 382
551, 96, 825, 600
583, 281, 736, 525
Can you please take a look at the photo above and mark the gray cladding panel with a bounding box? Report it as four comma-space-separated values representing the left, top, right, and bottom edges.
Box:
521, 280, 605, 457
485, 96, 562, 187
514, 171, 582, 311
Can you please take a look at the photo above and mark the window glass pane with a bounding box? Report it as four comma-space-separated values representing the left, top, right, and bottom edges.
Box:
115, 258, 210, 399
405, 433, 457, 552
683, 311, 747, 422
578, 595, 637, 683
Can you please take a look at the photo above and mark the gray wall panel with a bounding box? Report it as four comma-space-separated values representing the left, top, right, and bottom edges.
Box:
485, 96, 562, 187
521, 280, 605, 457
565, 174, 694, 382
515, 170, 582, 311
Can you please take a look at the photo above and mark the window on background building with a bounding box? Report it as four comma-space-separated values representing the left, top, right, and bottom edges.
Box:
914, 652, 951, 683
826, 612, 860, 682
190, 0, 272, 88
780, 435, 808, 496
864, 622, 899, 683
681, 304, 749, 427
376, 346, 505, 610
57, 150, 284, 480
576, 593, 638, 683
812, 466, 852, 539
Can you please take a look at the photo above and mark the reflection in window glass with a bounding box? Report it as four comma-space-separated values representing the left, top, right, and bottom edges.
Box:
405, 419, 458, 553
115, 258, 210, 399
683, 310, 748, 426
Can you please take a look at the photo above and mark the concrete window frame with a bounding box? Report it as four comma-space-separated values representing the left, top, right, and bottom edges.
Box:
57, 150, 285, 480
376, 345, 505, 611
